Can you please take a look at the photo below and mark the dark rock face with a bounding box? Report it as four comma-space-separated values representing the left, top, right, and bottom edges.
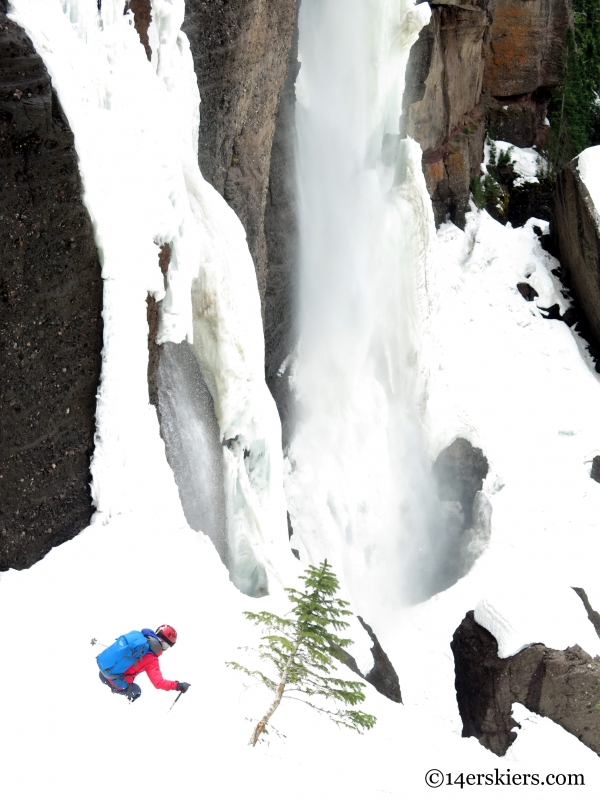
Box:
517, 282, 539, 302
127, 0, 152, 61
552, 157, 600, 348
402, 4, 489, 227
590, 457, 600, 485
147, 244, 170, 410
433, 437, 488, 528
358, 616, 402, 704
333, 617, 402, 704
263, 9, 299, 449
413, 437, 491, 599
506, 177, 555, 228
573, 587, 600, 639
0, 17, 103, 570
183, 0, 297, 303
452, 609, 600, 757
402, 0, 571, 227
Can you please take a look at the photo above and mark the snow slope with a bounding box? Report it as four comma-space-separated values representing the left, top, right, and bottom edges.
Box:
1, 513, 599, 800
3, 201, 600, 797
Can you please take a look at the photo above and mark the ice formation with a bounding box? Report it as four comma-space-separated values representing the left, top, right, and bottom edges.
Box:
10, 0, 294, 596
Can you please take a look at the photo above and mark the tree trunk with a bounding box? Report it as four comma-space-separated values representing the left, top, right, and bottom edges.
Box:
249, 680, 286, 746
249, 638, 301, 746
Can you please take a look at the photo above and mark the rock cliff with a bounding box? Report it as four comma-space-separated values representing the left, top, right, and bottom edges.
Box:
0, 13, 103, 570
403, 0, 572, 227
552, 154, 600, 350
452, 607, 600, 757
182, 0, 297, 303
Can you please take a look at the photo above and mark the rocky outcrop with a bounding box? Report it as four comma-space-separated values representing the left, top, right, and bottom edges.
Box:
0, 15, 103, 570
573, 588, 600, 640
334, 617, 402, 704
433, 437, 489, 528
127, 0, 152, 61
402, 3, 489, 227
412, 438, 491, 598
358, 616, 402, 704
451, 608, 600, 757
402, 0, 571, 227
183, 0, 297, 303
552, 157, 600, 347
147, 244, 170, 410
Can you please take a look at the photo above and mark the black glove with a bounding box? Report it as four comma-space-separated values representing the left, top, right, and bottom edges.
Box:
176, 682, 191, 693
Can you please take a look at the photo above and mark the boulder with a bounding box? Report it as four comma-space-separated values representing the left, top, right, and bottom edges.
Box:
451, 607, 600, 757
0, 15, 103, 570
409, 438, 491, 599
433, 437, 489, 528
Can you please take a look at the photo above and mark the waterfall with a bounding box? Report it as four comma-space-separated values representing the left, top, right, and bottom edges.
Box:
285, 0, 437, 617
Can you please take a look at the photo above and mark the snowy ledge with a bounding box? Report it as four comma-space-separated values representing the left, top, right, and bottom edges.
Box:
474, 586, 600, 659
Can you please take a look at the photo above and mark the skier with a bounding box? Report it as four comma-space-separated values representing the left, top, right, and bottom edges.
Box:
98, 624, 190, 703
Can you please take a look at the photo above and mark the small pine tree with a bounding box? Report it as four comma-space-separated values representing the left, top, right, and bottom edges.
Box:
227, 560, 377, 746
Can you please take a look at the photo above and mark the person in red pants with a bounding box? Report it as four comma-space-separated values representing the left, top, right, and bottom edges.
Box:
99, 624, 190, 703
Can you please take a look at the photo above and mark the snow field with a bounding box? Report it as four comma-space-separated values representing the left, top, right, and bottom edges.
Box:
1, 513, 599, 799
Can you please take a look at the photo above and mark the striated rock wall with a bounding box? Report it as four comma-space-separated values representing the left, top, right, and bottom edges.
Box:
0, 15, 103, 570
452, 609, 600, 757
552, 156, 600, 348
263, 8, 299, 449
183, 0, 297, 304
403, 0, 572, 227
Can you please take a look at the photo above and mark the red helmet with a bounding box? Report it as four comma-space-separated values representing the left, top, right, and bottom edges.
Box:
156, 624, 177, 647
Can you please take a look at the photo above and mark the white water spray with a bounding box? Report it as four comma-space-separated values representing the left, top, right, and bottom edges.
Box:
285, 0, 437, 620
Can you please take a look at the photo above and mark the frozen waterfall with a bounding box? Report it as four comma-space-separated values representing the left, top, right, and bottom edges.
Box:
10, 0, 295, 598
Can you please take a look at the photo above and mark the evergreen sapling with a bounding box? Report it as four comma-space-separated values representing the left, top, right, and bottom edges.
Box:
227, 560, 377, 746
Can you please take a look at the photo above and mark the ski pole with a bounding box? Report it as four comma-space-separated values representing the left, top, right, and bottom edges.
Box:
168, 691, 183, 713
90, 638, 109, 648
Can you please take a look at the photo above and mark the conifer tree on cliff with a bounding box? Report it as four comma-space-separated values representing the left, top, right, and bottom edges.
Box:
227, 560, 376, 746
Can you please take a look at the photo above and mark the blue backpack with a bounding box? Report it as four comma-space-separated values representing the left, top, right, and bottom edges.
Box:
97, 630, 152, 689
